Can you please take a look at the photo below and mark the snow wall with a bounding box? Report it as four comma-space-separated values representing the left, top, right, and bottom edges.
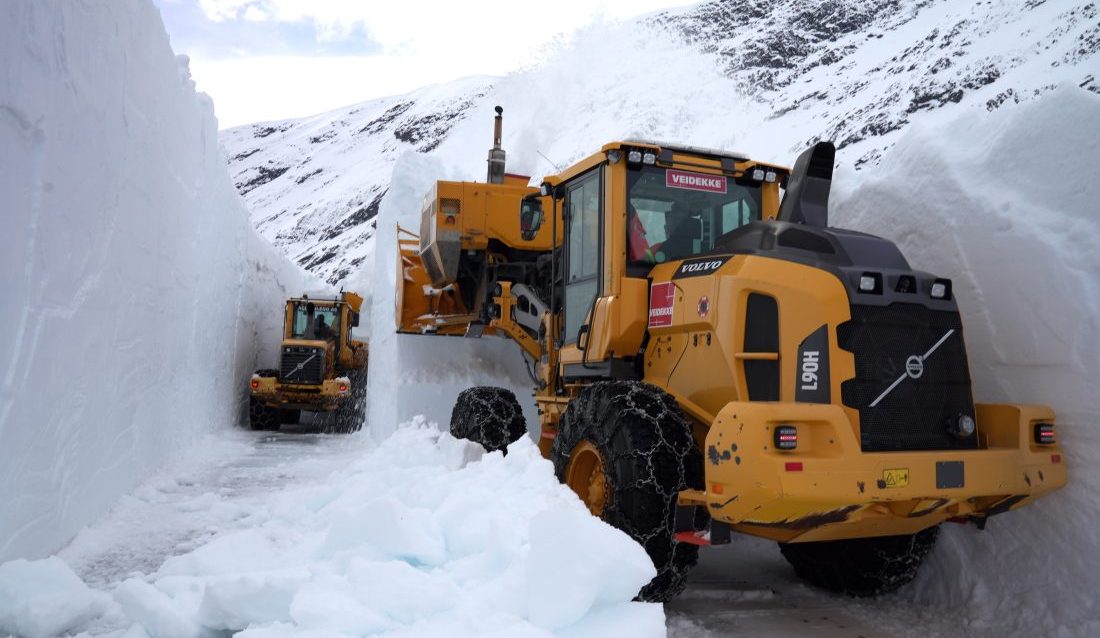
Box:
832, 86, 1100, 636
0, 1, 312, 562
360, 153, 540, 442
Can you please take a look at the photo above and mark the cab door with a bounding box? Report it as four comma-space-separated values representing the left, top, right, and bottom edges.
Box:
562, 168, 602, 353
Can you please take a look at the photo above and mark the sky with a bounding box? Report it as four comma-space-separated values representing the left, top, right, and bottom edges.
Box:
153, 0, 701, 129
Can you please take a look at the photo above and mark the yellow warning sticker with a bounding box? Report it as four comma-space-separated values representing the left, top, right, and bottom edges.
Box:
882, 468, 910, 488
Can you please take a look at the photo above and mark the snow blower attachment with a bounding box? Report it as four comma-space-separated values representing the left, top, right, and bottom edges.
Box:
249, 291, 369, 433
393, 110, 1067, 601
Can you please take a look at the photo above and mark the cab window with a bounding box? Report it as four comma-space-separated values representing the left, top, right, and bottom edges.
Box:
564, 170, 601, 344
626, 165, 762, 269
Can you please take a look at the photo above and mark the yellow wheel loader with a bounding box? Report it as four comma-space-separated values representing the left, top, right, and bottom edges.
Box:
249, 291, 368, 433
395, 107, 1067, 601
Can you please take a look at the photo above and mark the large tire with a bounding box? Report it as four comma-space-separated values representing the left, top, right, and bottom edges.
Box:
778, 526, 939, 596
249, 369, 281, 431
249, 396, 280, 431
449, 386, 527, 453
332, 367, 367, 433
551, 381, 703, 602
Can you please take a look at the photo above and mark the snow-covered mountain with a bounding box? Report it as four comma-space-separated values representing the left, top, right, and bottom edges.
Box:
221, 0, 1098, 286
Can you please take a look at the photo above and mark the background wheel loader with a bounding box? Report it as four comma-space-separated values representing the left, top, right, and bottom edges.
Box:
395, 107, 1067, 601
249, 291, 368, 433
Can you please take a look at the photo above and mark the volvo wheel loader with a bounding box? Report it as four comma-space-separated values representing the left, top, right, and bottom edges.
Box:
249, 291, 368, 433
395, 107, 1067, 601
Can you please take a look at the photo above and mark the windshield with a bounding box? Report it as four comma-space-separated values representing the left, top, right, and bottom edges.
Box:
626, 165, 762, 269
290, 302, 341, 341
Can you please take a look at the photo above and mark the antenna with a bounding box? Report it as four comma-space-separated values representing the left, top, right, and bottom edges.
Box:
537, 150, 563, 172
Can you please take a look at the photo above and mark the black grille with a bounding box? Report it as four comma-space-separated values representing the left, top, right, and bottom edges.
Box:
838, 303, 977, 452
279, 348, 325, 384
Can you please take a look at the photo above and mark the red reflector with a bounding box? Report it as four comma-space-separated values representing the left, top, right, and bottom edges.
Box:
250, 380, 259, 389
1052, 454, 1062, 464
711, 482, 724, 495
674, 531, 710, 546
339, 384, 348, 392
785, 462, 803, 472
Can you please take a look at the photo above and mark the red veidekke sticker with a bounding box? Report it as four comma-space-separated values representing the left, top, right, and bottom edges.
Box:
666, 169, 727, 194
649, 282, 675, 328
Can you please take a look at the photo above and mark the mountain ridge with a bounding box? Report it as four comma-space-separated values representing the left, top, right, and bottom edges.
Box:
220, 0, 1099, 285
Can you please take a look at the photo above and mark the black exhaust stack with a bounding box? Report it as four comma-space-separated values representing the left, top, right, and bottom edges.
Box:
486, 106, 506, 184
777, 141, 835, 228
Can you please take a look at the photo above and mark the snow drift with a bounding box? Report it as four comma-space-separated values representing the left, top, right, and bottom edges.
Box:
0, 0, 311, 563
0, 421, 666, 638
833, 86, 1100, 637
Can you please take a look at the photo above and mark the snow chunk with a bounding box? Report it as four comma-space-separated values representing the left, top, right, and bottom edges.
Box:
0, 557, 107, 638
96, 420, 665, 637
197, 569, 311, 631
526, 506, 657, 630
114, 578, 205, 638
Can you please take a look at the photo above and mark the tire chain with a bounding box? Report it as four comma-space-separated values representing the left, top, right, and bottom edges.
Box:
779, 525, 939, 596
552, 380, 703, 602
332, 367, 368, 433
450, 387, 527, 453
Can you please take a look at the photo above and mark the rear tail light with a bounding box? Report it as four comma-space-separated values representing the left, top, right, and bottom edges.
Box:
338, 383, 349, 393
774, 425, 798, 450
250, 379, 260, 390
1034, 423, 1056, 445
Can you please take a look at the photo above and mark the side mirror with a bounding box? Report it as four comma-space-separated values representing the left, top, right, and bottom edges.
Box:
519, 197, 544, 241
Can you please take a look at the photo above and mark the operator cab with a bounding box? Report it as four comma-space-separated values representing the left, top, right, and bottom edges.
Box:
625, 164, 763, 276
289, 300, 341, 343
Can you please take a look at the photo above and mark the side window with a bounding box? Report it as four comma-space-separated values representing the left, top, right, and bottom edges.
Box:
564, 170, 601, 344
721, 199, 758, 234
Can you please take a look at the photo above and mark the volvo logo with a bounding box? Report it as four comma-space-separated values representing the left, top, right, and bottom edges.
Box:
673, 255, 731, 279
869, 330, 955, 408
905, 355, 924, 379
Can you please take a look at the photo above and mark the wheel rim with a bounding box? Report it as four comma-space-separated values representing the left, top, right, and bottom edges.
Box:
566, 440, 608, 517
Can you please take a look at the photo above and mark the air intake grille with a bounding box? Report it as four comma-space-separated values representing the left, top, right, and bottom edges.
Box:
280, 347, 325, 385
838, 303, 977, 452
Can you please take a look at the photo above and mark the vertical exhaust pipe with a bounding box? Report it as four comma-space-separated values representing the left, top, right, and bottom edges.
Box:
487, 106, 506, 184
777, 141, 835, 228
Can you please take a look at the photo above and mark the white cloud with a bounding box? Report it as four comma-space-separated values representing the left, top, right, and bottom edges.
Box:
182, 0, 701, 127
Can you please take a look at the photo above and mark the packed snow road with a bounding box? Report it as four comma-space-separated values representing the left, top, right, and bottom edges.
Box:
0, 423, 970, 637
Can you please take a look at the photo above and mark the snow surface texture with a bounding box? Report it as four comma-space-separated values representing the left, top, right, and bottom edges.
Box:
0, 421, 666, 638
0, 557, 108, 638
0, 0, 312, 563
220, 0, 1100, 286
831, 86, 1100, 637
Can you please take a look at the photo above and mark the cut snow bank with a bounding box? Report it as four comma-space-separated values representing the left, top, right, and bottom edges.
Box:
833, 85, 1100, 637
357, 152, 539, 441
0, 0, 312, 562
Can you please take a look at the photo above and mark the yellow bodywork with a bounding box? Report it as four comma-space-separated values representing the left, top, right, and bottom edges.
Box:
394, 139, 1067, 542
251, 291, 369, 412
250, 374, 352, 410
697, 401, 1065, 542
